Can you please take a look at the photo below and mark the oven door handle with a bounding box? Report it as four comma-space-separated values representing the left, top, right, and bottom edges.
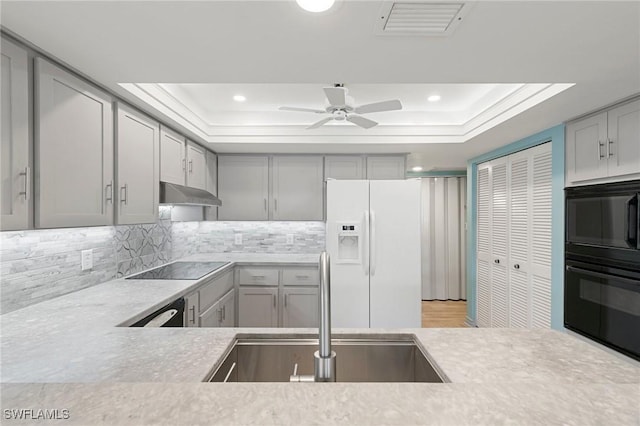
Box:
625, 194, 639, 249
566, 265, 640, 286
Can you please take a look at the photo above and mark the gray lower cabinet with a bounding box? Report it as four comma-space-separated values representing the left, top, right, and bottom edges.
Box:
115, 103, 160, 225
199, 288, 235, 327
1, 38, 31, 231
35, 58, 114, 228
282, 287, 319, 328
238, 287, 279, 327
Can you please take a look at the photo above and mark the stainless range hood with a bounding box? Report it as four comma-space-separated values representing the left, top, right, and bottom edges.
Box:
159, 182, 222, 207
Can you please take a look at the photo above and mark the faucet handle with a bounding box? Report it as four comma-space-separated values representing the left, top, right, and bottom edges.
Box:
292, 363, 298, 377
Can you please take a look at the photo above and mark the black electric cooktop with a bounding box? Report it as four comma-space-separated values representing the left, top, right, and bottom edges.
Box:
125, 261, 229, 280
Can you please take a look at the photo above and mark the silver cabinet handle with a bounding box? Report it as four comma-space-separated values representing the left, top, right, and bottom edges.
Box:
105, 181, 113, 204
182, 158, 186, 171
284, 294, 288, 308
189, 306, 196, 324
514, 264, 520, 269
217, 308, 223, 323
19, 166, 30, 200
274, 199, 278, 212
598, 140, 605, 159
295, 275, 309, 279
189, 159, 193, 173
222, 305, 226, 321
252, 275, 265, 279
273, 294, 276, 308
264, 198, 267, 211
608, 138, 614, 157
494, 259, 500, 264
120, 184, 128, 205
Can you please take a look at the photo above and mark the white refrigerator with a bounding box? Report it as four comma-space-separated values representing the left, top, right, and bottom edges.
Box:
326, 179, 422, 328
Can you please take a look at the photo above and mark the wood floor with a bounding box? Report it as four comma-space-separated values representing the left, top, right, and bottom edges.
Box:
421, 300, 468, 328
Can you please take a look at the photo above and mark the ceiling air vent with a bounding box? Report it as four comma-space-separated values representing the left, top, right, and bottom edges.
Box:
375, 2, 471, 36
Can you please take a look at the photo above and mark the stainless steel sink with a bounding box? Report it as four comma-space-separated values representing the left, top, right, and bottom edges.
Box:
206, 336, 445, 383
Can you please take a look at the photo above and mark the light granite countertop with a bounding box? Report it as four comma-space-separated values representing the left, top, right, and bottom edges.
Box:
1, 253, 639, 425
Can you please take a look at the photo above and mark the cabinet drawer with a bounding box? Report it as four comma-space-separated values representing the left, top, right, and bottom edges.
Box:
282, 267, 319, 287
238, 267, 279, 286
199, 270, 234, 311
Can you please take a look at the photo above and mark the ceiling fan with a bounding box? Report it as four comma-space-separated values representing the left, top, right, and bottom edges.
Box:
278, 84, 402, 129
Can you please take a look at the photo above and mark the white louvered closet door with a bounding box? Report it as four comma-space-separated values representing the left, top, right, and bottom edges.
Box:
476, 166, 492, 328
530, 144, 553, 328
476, 142, 552, 329
490, 159, 509, 327
508, 151, 532, 328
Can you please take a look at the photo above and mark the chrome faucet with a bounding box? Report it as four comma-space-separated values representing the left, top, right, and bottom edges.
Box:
290, 251, 336, 382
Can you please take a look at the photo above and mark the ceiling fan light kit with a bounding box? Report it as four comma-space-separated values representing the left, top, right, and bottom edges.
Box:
279, 84, 403, 129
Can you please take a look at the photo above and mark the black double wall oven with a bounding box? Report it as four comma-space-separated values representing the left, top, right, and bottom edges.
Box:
565, 179, 640, 360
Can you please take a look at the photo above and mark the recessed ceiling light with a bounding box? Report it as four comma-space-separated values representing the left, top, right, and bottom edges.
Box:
296, 0, 335, 13
233, 95, 246, 102
412, 166, 423, 172
427, 95, 441, 102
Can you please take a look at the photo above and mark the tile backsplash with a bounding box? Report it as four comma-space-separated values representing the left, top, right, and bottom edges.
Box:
0, 207, 173, 314
0, 211, 325, 314
172, 221, 326, 258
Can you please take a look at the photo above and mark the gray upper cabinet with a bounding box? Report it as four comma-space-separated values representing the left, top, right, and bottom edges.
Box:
324, 156, 365, 180
566, 99, 640, 186
186, 141, 207, 190
35, 58, 114, 228
205, 150, 218, 220
218, 155, 269, 220
115, 103, 160, 225
160, 126, 186, 186
366, 156, 406, 179
1, 39, 31, 231
271, 156, 324, 220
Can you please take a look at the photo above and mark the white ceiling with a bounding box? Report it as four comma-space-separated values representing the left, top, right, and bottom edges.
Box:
1, 0, 639, 170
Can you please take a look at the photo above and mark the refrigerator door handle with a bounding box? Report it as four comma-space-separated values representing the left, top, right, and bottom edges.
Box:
370, 210, 376, 276
363, 210, 369, 275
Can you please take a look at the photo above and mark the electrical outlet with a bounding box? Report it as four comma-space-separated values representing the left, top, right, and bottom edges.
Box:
234, 234, 242, 245
286, 234, 294, 245
81, 249, 93, 271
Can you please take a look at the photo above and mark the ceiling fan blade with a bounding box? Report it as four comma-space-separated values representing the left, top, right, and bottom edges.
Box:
354, 99, 403, 115
346, 115, 378, 129
307, 117, 334, 129
279, 106, 327, 114
323, 87, 346, 107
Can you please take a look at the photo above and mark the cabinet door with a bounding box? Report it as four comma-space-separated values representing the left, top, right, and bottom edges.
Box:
565, 113, 608, 185
199, 299, 222, 328
271, 156, 324, 220
607, 99, 640, 178
35, 58, 113, 228
160, 127, 186, 185
238, 287, 278, 327
366, 156, 406, 179
530, 144, 553, 329
185, 291, 199, 327
115, 104, 160, 225
324, 156, 365, 179
186, 141, 207, 190
476, 165, 491, 328
205, 150, 218, 221
219, 288, 235, 327
217, 156, 269, 220
1, 39, 30, 231
490, 159, 509, 327
282, 287, 318, 328
508, 152, 531, 328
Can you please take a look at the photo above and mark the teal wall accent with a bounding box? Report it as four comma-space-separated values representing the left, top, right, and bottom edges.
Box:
466, 124, 565, 330
407, 170, 467, 178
